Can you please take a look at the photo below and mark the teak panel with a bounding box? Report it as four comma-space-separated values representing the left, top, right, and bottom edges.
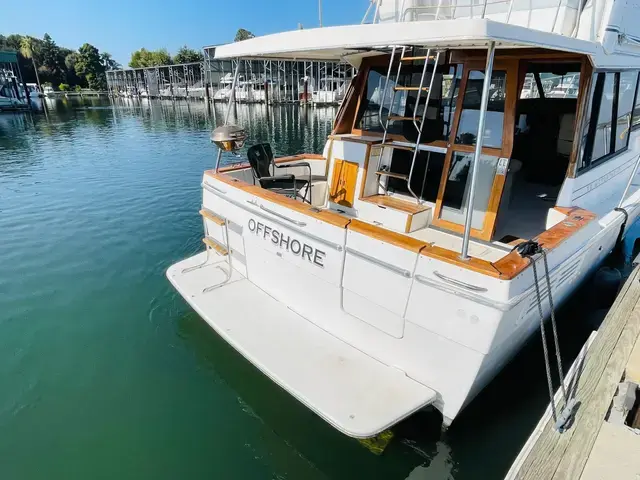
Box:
204, 171, 350, 228
361, 194, 430, 214
329, 159, 359, 208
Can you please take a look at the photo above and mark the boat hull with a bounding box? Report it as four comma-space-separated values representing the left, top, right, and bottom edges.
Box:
167, 166, 640, 435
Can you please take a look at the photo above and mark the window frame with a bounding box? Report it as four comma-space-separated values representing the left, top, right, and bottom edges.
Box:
350, 59, 463, 151
630, 71, 640, 132
577, 69, 640, 175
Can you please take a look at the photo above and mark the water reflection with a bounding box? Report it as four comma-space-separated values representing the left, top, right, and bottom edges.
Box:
0, 97, 619, 480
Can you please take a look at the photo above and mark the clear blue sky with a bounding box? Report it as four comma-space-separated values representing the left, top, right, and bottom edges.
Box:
1, 0, 368, 66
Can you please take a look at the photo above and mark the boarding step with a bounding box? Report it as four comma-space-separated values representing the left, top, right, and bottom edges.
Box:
400, 56, 434, 61
200, 208, 225, 225
376, 170, 409, 180
166, 251, 437, 438
359, 195, 431, 233
378, 141, 448, 154
203, 236, 229, 256
388, 115, 417, 122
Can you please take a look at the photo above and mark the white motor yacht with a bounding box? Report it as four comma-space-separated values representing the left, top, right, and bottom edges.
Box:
168, 0, 640, 437
312, 75, 347, 105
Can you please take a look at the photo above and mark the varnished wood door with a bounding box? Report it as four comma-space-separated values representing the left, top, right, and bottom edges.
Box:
329, 159, 359, 208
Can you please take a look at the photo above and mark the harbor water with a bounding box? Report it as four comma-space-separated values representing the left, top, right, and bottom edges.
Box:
0, 98, 616, 479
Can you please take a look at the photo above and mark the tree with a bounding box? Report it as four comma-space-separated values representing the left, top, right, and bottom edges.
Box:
173, 45, 203, 64
38, 33, 65, 85
234, 29, 255, 42
100, 52, 121, 70
75, 43, 107, 91
59, 83, 70, 91
129, 48, 172, 68
20, 36, 41, 90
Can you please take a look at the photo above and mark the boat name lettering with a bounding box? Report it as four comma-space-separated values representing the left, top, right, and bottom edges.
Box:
248, 218, 325, 267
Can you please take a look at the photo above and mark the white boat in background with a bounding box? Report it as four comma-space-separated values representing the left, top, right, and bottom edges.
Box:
312, 76, 347, 105
546, 73, 581, 98
213, 73, 243, 101
168, 0, 640, 438
299, 75, 315, 102
0, 70, 28, 110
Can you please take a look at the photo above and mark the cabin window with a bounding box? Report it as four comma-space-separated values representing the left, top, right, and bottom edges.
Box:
456, 70, 507, 148
591, 72, 615, 161
440, 152, 499, 229
615, 71, 637, 151
355, 63, 463, 143
386, 149, 446, 202
580, 71, 639, 172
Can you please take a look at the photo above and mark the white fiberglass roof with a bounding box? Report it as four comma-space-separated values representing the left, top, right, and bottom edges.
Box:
211, 19, 597, 62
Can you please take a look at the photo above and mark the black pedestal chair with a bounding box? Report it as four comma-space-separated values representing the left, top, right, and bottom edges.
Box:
247, 143, 313, 204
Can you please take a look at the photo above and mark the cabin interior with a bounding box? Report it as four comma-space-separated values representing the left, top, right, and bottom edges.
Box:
217, 48, 598, 261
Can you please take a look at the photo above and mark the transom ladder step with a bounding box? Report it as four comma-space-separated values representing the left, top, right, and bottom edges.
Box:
203, 236, 229, 256
200, 208, 225, 225
394, 86, 429, 91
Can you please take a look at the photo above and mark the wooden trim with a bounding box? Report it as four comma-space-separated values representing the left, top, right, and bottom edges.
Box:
200, 208, 225, 226
359, 144, 372, 199
329, 158, 359, 208
333, 65, 368, 135
360, 194, 430, 214
431, 62, 469, 227
492, 206, 596, 279
203, 237, 228, 256
205, 170, 255, 191
205, 171, 350, 228
421, 244, 503, 278
217, 153, 326, 173
328, 134, 382, 145
204, 169, 596, 280
324, 139, 334, 178
348, 219, 427, 253
422, 206, 596, 279
566, 58, 594, 179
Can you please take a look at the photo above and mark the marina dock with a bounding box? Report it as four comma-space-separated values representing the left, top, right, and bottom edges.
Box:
105, 56, 354, 104
506, 261, 640, 479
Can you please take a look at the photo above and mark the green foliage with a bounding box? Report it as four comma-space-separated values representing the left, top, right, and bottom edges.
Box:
173, 45, 203, 64
129, 48, 172, 68
100, 52, 121, 70
75, 85, 82, 92
59, 83, 70, 91
1, 33, 110, 90
38, 33, 66, 85
43, 82, 52, 87
75, 43, 107, 91
234, 29, 255, 42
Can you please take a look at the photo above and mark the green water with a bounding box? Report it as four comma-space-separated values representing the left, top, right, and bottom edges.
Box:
0, 98, 605, 479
